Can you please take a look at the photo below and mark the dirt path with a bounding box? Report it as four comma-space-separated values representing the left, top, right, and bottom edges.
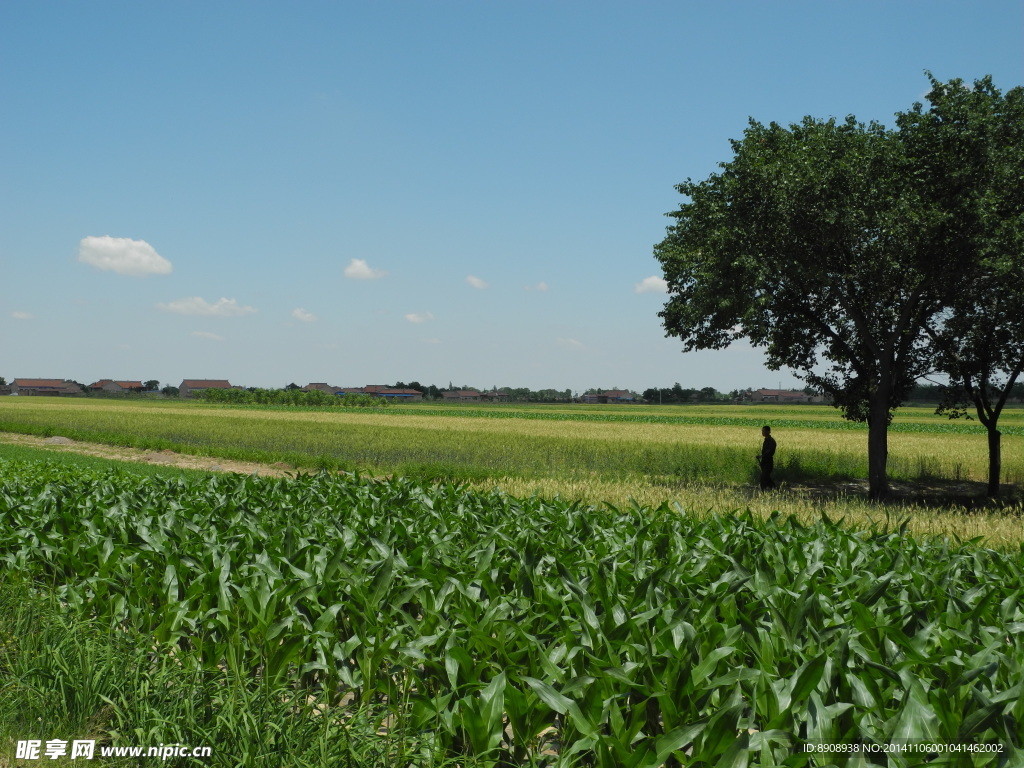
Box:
0, 432, 296, 477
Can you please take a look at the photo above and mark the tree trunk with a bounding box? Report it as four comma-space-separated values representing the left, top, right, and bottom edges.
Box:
867, 387, 891, 501
986, 426, 1002, 498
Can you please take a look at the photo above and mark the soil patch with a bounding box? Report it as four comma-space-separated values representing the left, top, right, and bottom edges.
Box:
0, 432, 295, 477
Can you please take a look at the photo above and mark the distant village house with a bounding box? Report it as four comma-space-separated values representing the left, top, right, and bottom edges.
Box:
753, 388, 822, 404
8, 379, 84, 397
441, 390, 482, 402
89, 379, 145, 394
302, 384, 424, 401
582, 390, 635, 404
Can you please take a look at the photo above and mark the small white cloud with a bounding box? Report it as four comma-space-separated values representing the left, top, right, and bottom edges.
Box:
344, 258, 387, 279
466, 275, 488, 289
11, 311, 33, 320
634, 276, 668, 294
556, 337, 584, 349
158, 297, 257, 316
192, 331, 224, 341
405, 312, 434, 324
527, 281, 549, 292
292, 308, 316, 322
78, 236, 172, 276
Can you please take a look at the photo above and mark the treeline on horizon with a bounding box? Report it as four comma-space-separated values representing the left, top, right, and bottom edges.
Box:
5, 376, 1022, 405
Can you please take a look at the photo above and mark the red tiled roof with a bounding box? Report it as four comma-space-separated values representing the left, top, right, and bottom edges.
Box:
89, 380, 145, 389
181, 379, 233, 389
14, 379, 75, 388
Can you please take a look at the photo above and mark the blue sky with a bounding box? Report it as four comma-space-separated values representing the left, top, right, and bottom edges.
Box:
2, 1, 1021, 393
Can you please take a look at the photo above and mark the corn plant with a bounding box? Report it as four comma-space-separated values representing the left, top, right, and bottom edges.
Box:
1, 458, 1022, 765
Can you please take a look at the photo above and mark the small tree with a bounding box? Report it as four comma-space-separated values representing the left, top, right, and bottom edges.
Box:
906, 76, 1024, 496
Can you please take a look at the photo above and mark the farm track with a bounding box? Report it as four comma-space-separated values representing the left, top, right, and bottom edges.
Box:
0, 431, 297, 477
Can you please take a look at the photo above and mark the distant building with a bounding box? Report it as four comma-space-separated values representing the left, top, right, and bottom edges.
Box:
754, 388, 821, 403
302, 382, 342, 394
9, 379, 84, 396
89, 379, 145, 394
582, 390, 635, 404
441, 390, 482, 401
179, 379, 235, 398
375, 388, 423, 401
302, 383, 424, 401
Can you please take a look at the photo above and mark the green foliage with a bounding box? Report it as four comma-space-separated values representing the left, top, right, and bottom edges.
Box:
654, 74, 1021, 498
1, 459, 1022, 764
0, 579, 464, 767
902, 75, 1024, 497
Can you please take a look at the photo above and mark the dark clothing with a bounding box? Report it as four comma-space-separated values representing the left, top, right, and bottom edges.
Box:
759, 435, 777, 489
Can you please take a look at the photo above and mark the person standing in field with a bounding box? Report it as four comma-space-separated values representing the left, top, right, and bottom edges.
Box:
757, 425, 777, 490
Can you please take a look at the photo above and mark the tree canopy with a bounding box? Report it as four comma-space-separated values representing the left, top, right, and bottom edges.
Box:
904, 76, 1024, 496
655, 75, 1019, 498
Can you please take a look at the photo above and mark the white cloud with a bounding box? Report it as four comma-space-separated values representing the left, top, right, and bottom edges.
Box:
344, 258, 387, 279
78, 236, 172, 276
192, 331, 224, 341
158, 297, 257, 316
11, 311, 33, 320
405, 312, 434, 323
556, 337, 584, 349
527, 281, 549, 292
634, 276, 668, 294
292, 308, 316, 322
466, 275, 488, 289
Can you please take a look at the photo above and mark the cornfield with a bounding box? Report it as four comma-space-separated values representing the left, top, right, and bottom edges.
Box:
2, 458, 1021, 765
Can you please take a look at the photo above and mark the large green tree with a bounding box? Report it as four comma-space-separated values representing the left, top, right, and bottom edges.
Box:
902, 76, 1024, 497
655, 103, 970, 499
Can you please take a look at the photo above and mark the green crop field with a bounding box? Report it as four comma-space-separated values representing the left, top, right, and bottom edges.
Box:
1, 458, 1022, 766
1, 397, 1022, 545
2, 398, 1024, 763
1, 398, 1021, 484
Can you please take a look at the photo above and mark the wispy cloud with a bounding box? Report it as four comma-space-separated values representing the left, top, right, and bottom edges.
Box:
466, 275, 488, 289
556, 337, 584, 349
78, 236, 172, 276
158, 297, 257, 316
526, 281, 549, 292
344, 258, 387, 279
405, 312, 434, 323
291, 308, 316, 322
191, 331, 224, 341
634, 276, 668, 294
11, 311, 33, 320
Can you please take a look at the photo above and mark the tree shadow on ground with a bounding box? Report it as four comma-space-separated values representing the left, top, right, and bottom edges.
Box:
771, 477, 1024, 512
